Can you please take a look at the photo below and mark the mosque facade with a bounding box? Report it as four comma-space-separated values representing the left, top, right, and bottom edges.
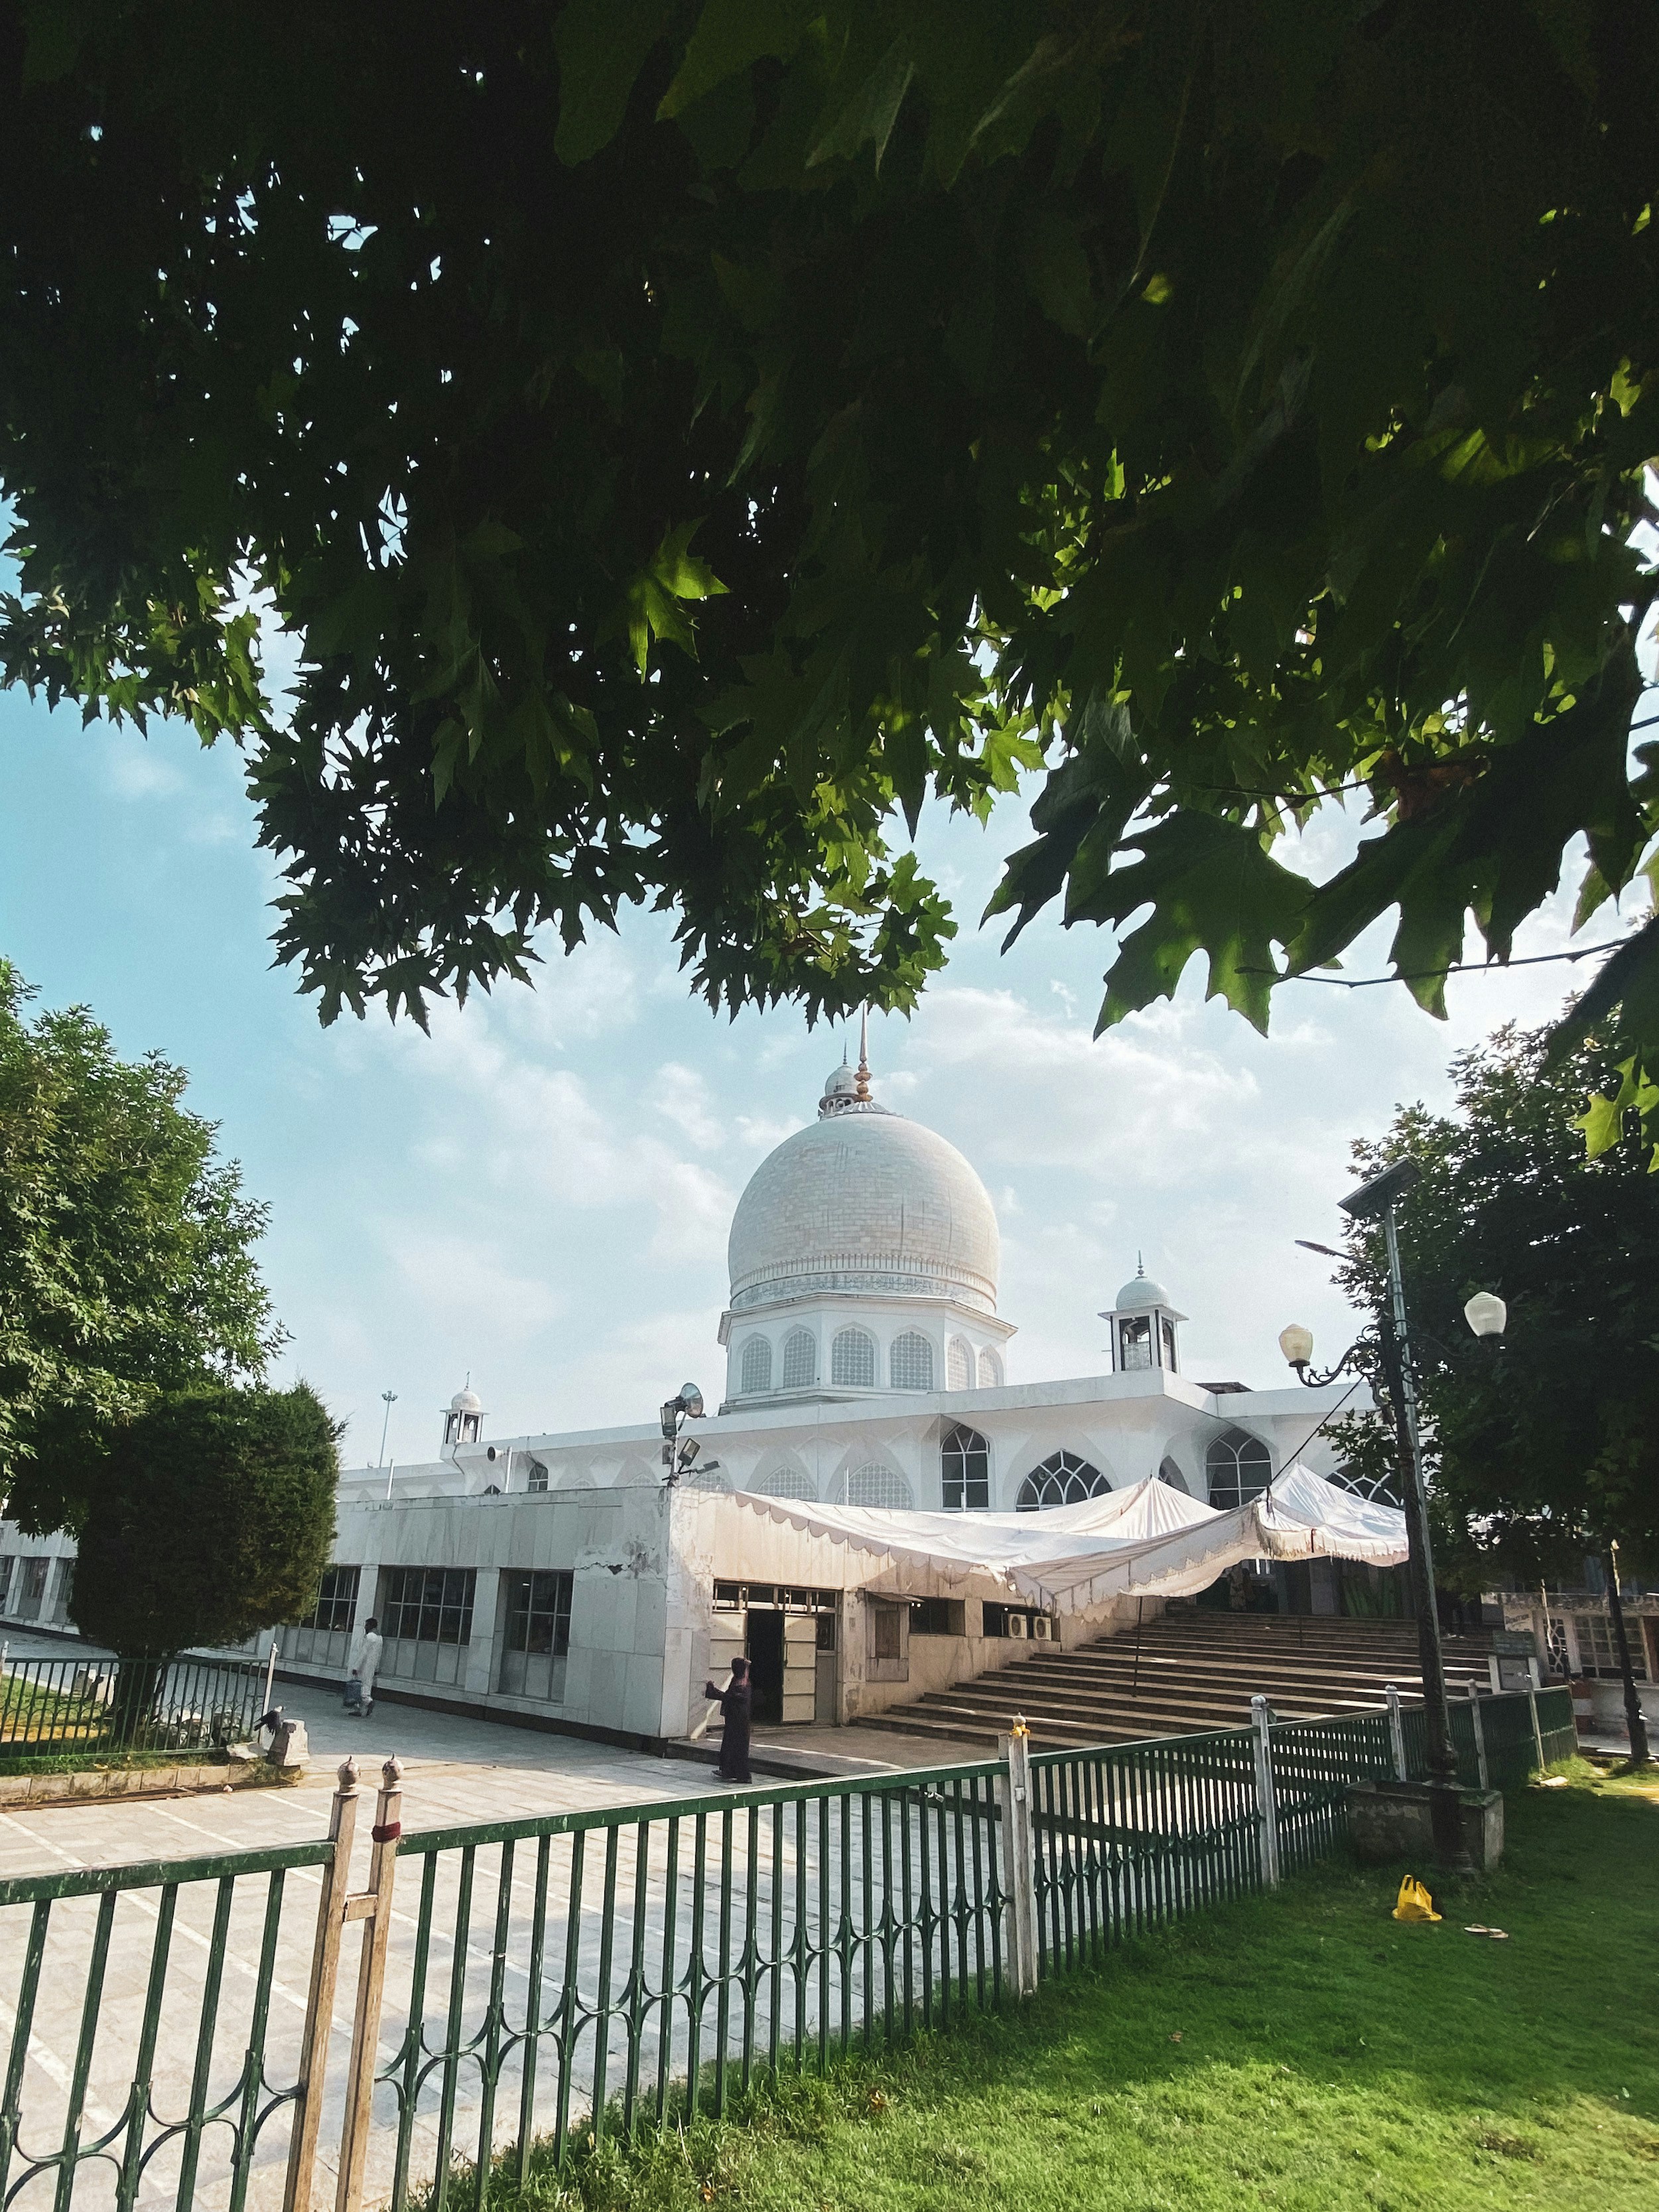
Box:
0, 1042, 1398, 1747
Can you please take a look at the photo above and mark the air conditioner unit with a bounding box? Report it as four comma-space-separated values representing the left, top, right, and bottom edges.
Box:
1007, 1614, 1028, 1640
1032, 1617, 1053, 1642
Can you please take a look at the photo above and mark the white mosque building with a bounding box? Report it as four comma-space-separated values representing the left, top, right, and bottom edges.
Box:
0, 1041, 1406, 1747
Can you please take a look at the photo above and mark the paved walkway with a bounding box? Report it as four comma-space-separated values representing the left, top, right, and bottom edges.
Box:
0, 1636, 995, 1880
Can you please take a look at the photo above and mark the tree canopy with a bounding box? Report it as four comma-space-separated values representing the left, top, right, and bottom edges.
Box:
70, 1383, 338, 1657
3, 3, 1658, 1109
0, 962, 282, 1534
1334, 1021, 1659, 1589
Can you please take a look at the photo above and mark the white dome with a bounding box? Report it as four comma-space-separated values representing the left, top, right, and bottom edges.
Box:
450, 1388, 483, 1413
728, 1106, 1000, 1316
1115, 1272, 1171, 1311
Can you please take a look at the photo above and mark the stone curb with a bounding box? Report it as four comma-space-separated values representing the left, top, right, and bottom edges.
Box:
0, 1760, 306, 1808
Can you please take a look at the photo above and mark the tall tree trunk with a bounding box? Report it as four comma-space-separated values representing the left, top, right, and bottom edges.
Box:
109, 1654, 168, 1750
1603, 1546, 1650, 1768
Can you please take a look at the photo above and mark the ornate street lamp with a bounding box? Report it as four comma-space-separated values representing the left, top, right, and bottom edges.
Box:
1282, 1159, 1507, 1873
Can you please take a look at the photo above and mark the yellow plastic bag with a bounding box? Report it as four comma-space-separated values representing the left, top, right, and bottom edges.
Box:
1392, 1874, 1441, 1923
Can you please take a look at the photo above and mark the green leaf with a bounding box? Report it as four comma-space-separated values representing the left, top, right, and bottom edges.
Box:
807, 39, 916, 172
1549, 910, 1659, 1065
659, 0, 814, 121
1067, 814, 1313, 1035
554, 0, 677, 164
1021, 210, 1097, 338
1574, 1086, 1628, 1159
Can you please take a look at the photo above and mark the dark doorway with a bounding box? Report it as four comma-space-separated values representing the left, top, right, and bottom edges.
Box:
746, 1608, 785, 1725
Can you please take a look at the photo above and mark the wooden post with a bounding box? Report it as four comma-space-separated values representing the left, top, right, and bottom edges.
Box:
1385, 1683, 1408, 1780
1000, 1722, 1039, 1998
1527, 1683, 1547, 1776
1467, 1683, 1490, 1791
285, 1760, 361, 2212
1250, 1695, 1280, 1888
335, 1758, 404, 2212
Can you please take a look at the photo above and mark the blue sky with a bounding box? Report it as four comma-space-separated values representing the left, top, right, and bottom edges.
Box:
0, 666, 1634, 1473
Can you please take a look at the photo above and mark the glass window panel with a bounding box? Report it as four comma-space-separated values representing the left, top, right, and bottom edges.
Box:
1016, 1451, 1110, 1510
941, 1423, 990, 1511
1205, 1427, 1273, 1510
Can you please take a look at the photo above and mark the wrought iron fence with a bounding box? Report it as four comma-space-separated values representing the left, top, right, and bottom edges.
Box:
0, 1683, 1577, 2212
0, 1652, 267, 1762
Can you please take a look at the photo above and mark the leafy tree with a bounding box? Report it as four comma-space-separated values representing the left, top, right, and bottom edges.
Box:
1, 3, 1656, 1118
1331, 1022, 1659, 1594
70, 1383, 339, 1659
0, 961, 283, 1534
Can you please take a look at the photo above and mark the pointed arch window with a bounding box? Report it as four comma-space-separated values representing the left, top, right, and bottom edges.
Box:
976, 1347, 1003, 1388
739, 1336, 773, 1396
1327, 1463, 1402, 1508
831, 1327, 877, 1388
750, 1466, 817, 1502
838, 1463, 914, 1508
1016, 1452, 1110, 1511
941, 1423, 990, 1512
947, 1337, 972, 1392
1157, 1456, 1187, 1492
1205, 1427, 1272, 1509
890, 1331, 935, 1391
780, 1329, 817, 1390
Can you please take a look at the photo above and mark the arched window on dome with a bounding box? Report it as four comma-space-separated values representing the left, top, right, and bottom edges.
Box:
837, 1463, 914, 1509
1206, 1427, 1272, 1509
683, 1463, 731, 1493
890, 1331, 935, 1391
947, 1337, 972, 1392
1016, 1451, 1110, 1511
832, 1327, 877, 1388
780, 1329, 817, 1391
976, 1347, 1003, 1389
749, 1466, 817, 1502
941, 1423, 990, 1512
739, 1336, 773, 1396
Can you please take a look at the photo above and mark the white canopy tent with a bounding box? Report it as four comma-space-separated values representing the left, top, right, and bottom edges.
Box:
724, 1464, 1408, 1618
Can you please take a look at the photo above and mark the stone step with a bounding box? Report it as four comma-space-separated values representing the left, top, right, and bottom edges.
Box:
856, 1608, 1496, 1754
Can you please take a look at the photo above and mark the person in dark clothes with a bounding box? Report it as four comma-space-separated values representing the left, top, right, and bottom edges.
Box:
704, 1656, 753, 1784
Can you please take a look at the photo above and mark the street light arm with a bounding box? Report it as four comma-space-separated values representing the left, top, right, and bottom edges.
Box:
1288, 1337, 1376, 1391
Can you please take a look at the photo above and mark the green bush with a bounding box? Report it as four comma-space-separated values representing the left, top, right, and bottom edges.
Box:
70, 1384, 338, 1658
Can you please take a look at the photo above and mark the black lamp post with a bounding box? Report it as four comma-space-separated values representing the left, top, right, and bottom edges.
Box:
1280, 1159, 1506, 1874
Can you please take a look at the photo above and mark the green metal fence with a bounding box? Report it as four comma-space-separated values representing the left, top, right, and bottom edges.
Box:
0, 1683, 1577, 2212
0, 1651, 268, 1763
0, 1839, 336, 2210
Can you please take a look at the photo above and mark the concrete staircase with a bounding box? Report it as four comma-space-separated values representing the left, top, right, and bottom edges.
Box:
863, 1610, 1495, 1751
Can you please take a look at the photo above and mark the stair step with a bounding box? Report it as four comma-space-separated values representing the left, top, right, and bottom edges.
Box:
856, 1608, 1493, 1752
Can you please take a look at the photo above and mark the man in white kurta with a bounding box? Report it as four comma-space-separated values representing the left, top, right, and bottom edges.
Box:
348, 1616, 383, 1717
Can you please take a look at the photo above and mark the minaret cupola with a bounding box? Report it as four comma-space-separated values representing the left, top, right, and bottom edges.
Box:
1100, 1258, 1186, 1374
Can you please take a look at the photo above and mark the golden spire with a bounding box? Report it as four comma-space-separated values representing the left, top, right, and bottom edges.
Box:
854, 1006, 872, 1102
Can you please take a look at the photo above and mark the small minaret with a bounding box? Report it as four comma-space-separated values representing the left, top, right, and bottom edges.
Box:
1100, 1257, 1186, 1374
440, 1384, 486, 1459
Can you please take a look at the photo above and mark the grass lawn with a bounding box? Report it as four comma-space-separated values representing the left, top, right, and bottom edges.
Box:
486, 1762, 1658, 2212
